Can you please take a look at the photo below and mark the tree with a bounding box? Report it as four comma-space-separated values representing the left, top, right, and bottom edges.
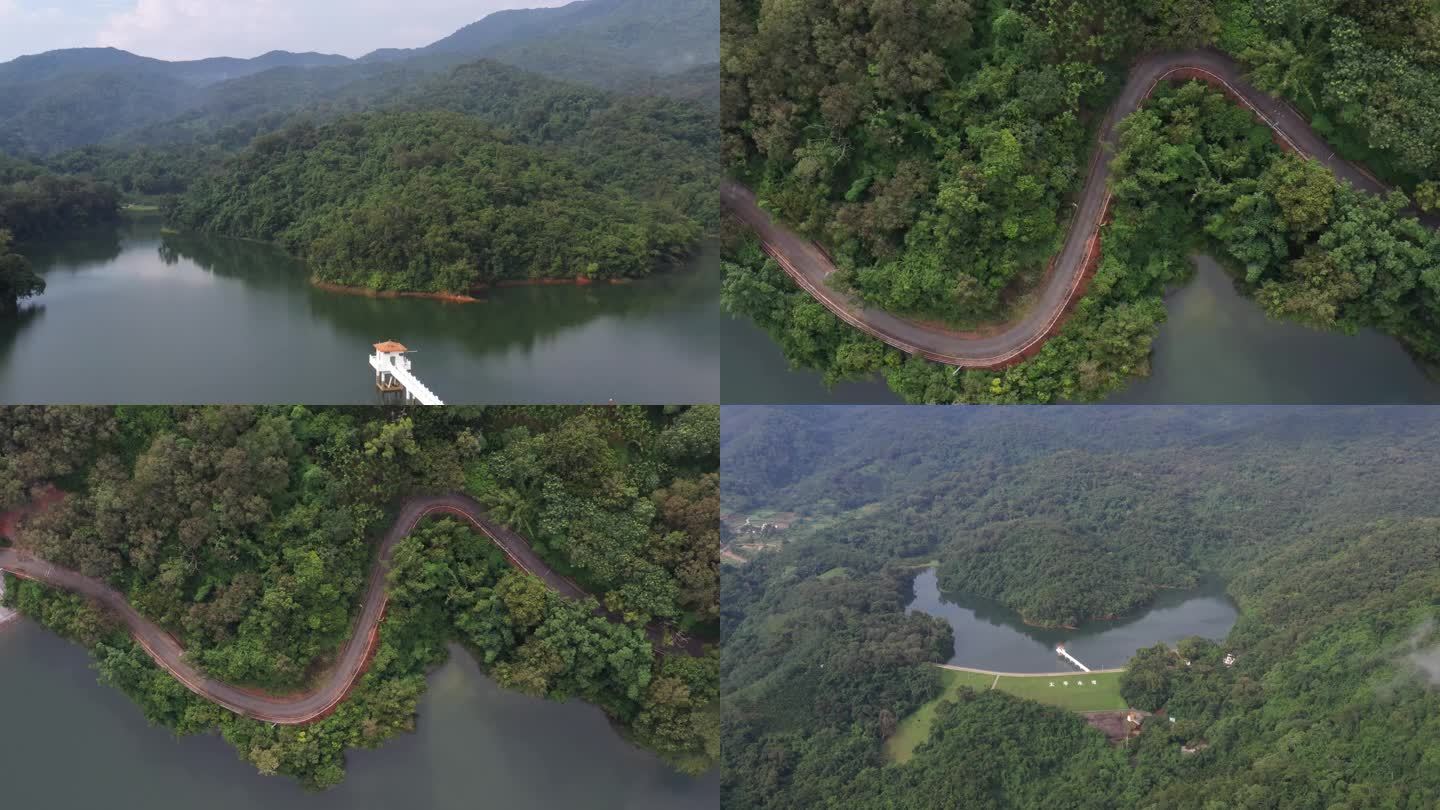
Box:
0, 230, 45, 314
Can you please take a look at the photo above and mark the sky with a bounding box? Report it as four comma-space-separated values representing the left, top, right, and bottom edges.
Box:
0, 0, 573, 62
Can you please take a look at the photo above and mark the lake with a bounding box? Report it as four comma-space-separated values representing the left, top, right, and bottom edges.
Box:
1110, 256, 1440, 404
0, 619, 716, 809
719, 313, 900, 403
906, 568, 1238, 672
722, 255, 1440, 404
0, 223, 720, 404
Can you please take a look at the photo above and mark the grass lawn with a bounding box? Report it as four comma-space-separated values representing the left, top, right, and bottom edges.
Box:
817, 566, 849, 580
885, 668, 995, 763
996, 670, 1127, 712
885, 667, 1127, 763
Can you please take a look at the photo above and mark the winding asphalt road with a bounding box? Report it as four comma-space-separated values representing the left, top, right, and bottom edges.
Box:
0, 492, 703, 725
726, 49, 1420, 368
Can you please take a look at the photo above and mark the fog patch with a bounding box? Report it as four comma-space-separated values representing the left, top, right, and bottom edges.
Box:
1402, 619, 1440, 687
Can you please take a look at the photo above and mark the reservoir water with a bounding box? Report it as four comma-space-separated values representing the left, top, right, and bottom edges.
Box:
0, 620, 715, 809
719, 313, 900, 403
907, 568, 1239, 672
722, 255, 1440, 404
0, 223, 720, 404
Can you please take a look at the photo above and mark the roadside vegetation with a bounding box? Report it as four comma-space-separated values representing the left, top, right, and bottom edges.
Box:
0, 405, 719, 787
720, 0, 1440, 402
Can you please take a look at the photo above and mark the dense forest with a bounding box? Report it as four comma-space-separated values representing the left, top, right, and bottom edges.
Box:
721, 405, 1440, 807
0, 405, 719, 786
0, 231, 43, 314
0, 154, 120, 313
39, 56, 718, 216
0, 0, 719, 294
0, 0, 718, 156
169, 110, 701, 292
721, 0, 1440, 402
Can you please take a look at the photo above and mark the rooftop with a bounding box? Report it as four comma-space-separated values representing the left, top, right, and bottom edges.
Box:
373, 341, 408, 353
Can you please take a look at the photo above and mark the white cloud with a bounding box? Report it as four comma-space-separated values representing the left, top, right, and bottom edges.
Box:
94, 0, 573, 61
0, 1, 104, 61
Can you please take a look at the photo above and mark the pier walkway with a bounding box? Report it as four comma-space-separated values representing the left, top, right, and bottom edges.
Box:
370, 341, 443, 405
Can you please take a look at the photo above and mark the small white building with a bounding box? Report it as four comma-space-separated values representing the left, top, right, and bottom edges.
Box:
1223, 652, 1237, 668
371, 341, 412, 390
369, 341, 443, 405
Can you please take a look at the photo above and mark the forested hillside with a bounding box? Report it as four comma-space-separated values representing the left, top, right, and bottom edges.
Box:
721, 0, 1440, 403
0, 0, 718, 157
0, 1, 719, 293
379, 0, 719, 93
43, 58, 719, 227
0, 405, 719, 786
169, 111, 699, 292
721, 406, 1440, 807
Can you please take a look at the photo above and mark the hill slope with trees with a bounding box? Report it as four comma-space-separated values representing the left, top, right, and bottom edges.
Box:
0, 2, 719, 295
0, 0, 718, 156
168, 111, 701, 292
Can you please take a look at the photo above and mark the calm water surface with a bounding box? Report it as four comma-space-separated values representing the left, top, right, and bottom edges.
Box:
0, 224, 719, 403
0, 620, 715, 809
719, 314, 900, 403
1111, 256, 1440, 403
722, 255, 1440, 404
907, 568, 1238, 672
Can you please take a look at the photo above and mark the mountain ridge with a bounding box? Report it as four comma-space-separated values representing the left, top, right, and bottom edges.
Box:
0, 0, 718, 156
0, 0, 717, 83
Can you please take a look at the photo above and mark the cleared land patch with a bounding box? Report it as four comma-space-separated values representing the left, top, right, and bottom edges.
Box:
885, 665, 1127, 763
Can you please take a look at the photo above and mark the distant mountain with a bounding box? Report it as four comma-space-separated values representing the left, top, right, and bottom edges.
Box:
0, 46, 350, 87
364, 0, 718, 90
0, 0, 718, 156
0, 69, 201, 154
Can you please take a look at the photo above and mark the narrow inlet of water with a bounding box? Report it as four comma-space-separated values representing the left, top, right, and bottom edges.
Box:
907, 568, 1239, 672
0, 621, 715, 809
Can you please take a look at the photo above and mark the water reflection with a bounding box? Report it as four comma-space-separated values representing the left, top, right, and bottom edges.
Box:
907, 568, 1238, 672
0, 621, 716, 809
1111, 256, 1440, 404
719, 253, 1440, 404
0, 223, 719, 403
0, 304, 43, 376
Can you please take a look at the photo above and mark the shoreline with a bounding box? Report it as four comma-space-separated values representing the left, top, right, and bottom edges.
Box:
310, 275, 643, 303
309, 281, 485, 304
0, 575, 16, 627
0, 490, 705, 724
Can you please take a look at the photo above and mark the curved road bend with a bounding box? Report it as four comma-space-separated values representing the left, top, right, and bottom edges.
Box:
726, 49, 1425, 369
0, 492, 704, 725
